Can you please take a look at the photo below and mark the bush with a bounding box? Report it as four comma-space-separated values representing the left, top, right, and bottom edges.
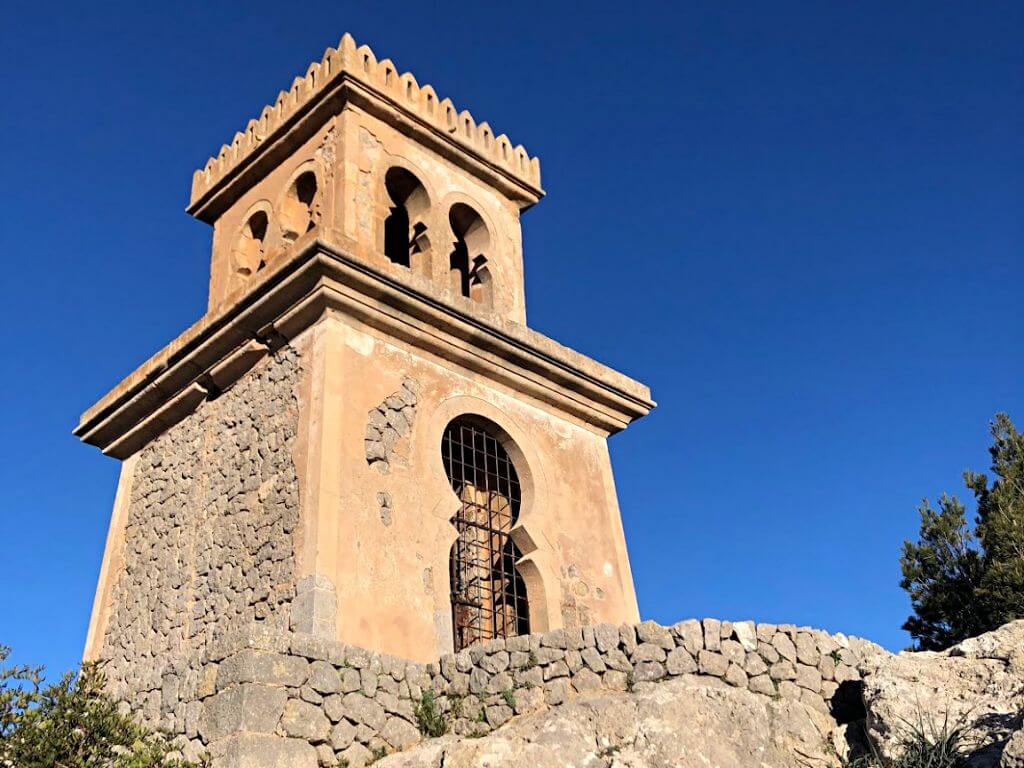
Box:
413, 690, 448, 738
0, 645, 201, 767
839, 710, 972, 768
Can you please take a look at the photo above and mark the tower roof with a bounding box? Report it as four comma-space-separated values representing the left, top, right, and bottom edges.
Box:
188, 33, 543, 218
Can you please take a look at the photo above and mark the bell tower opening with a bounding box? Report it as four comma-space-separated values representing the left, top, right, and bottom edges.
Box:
384, 167, 431, 272
448, 203, 492, 306
443, 417, 530, 651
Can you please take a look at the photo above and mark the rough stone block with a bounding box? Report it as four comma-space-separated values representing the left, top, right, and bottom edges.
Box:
289, 634, 347, 666
733, 621, 757, 652
748, 674, 776, 696
200, 684, 287, 742
337, 742, 373, 768
634, 661, 666, 682
698, 650, 728, 677
280, 698, 330, 743
794, 664, 822, 693
342, 692, 386, 731
543, 678, 571, 706
307, 660, 340, 694
671, 619, 704, 656
572, 668, 602, 692
795, 633, 820, 666
745, 652, 768, 677
512, 685, 545, 714
217, 649, 309, 689
291, 575, 337, 638
209, 733, 317, 768
543, 661, 570, 680
758, 641, 781, 664
772, 633, 797, 663
485, 704, 513, 728
636, 620, 674, 649
632, 642, 667, 663
619, 624, 638, 653
720, 639, 745, 665
770, 661, 797, 681
666, 647, 697, 675
604, 649, 632, 672
724, 664, 748, 688
756, 623, 777, 643
593, 623, 620, 653
581, 647, 607, 673
702, 619, 722, 651
603, 670, 629, 691
381, 716, 420, 750
779, 680, 801, 700
329, 719, 356, 750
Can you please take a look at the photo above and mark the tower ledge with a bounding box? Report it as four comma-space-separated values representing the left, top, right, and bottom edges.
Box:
74, 234, 654, 459
188, 33, 543, 222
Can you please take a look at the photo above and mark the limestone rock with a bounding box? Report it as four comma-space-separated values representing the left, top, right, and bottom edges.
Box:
859, 621, 1024, 766
372, 675, 838, 768
1001, 726, 1024, 768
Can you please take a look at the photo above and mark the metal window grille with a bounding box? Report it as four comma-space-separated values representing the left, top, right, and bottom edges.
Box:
443, 419, 529, 652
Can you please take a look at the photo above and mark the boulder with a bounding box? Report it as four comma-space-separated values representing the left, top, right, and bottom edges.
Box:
858, 620, 1024, 767
373, 675, 840, 768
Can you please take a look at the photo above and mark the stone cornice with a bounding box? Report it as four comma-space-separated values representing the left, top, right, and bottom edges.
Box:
74, 237, 654, 459
187, 34, 543, 222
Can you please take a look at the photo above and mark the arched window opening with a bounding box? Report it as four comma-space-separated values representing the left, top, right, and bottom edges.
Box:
443, 418, 529, 651
448, 204, 492, 305
232, 210, 269, 278
384, 167, 431, 271
280, 171, 319, 242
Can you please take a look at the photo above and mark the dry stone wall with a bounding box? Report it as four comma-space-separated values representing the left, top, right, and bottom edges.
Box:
364, 378, 418, 473
193, 618, 879, 768
97, 346, 302, 749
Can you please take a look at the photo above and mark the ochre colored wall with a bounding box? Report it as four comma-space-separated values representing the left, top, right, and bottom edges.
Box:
207, 107, 528, 325
293, 316, 639, 663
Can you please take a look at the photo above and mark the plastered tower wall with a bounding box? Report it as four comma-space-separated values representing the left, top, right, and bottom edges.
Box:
293, 315, 640, 662
76, 32, 654, 765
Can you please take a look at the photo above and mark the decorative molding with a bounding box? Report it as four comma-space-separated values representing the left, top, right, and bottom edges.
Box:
74, 236, 654, 459
188, 33, 542, 217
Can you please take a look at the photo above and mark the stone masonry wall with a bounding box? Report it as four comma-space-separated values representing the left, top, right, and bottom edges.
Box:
97, 346, 302, 751
195, 618, 880, 768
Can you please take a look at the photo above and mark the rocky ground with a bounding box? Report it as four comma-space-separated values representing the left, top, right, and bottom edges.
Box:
376, 621, 1024, 768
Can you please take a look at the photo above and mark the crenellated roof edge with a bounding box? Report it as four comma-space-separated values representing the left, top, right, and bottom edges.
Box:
189, 33, 542, 210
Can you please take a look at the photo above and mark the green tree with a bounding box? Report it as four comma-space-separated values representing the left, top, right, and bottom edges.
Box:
900, 413, 1024, 650
0, 646, 200, 768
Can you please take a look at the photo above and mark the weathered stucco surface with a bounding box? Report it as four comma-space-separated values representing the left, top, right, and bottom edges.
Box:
287, 316, 639, 662
90, 346, 302, 741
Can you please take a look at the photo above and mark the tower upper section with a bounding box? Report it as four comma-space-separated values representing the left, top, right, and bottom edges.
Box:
190, 34, 544, 324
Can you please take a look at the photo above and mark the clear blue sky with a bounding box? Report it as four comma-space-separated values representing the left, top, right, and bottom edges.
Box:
1, 1, 1020, 675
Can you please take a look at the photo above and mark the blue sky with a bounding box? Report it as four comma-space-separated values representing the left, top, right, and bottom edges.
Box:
1, 1, 1020, 676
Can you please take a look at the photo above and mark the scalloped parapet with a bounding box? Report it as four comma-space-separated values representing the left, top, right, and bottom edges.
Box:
188, 33, 542, 210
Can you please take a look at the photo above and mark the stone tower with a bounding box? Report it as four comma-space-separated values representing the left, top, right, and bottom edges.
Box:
76, 34, 653, 756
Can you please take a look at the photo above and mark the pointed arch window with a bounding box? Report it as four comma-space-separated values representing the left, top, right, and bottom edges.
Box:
443, 417, 529, 651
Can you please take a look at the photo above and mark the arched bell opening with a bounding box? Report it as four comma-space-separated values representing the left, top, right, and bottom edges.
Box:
232, 210, 269, 278
384, 167, 432, 276
448, 203, 493, 308
279, 170, 319, 243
